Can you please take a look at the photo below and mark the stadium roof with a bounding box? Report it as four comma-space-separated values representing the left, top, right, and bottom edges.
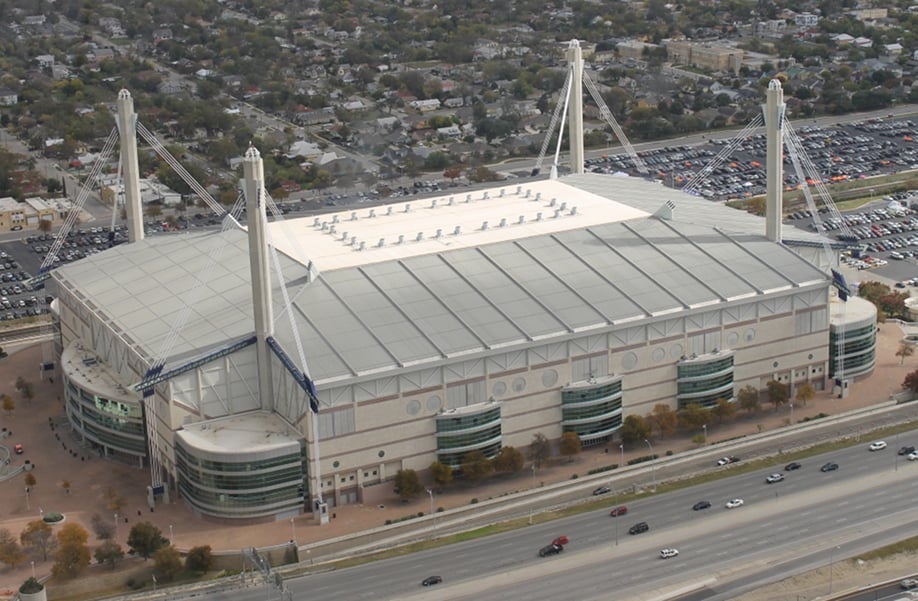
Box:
54, 174, 830, 385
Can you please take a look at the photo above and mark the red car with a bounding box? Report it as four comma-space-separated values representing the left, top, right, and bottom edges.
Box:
551, 535, 569, 546
13, 444, 23, 454
609, 505, 628, 517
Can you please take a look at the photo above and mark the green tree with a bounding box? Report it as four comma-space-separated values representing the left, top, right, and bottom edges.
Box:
559, 432, 582, 462
649, 403, 678, 438
428, 461, 453, 489
153, 545, 183, 582
393, 469, 423, 501
127, 522, 167, 559
679, 403, 711, 431
896, 341, 915, 365
620, 414, 652, 446
60, 480, 72, 495
528, 433, 551, 468
710, 398, 736, 425
0, 529, 27, 568
491, 446, 524, 473
766, 380, 790, 411
93, 540, 124, 569
2, 394, 14, 416
737, 385, 760, 413
185, 545, 214, 574
20, 520, 56, 561
460, 450, 492, 484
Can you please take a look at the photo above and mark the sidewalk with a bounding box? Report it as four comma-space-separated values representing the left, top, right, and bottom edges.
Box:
0, 320, 914, 593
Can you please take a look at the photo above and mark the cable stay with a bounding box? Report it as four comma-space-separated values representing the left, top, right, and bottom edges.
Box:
682, 115, 763, 196
550, 69, 574, 180
581, 71, 648, 174
533, 70, 571, 177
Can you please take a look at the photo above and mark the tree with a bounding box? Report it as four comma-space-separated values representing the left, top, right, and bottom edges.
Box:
794, 383, 816, 408
460, 450, 492, 484
24, 473, 36, 489
37, 218, 52, 233
491, 446, 524, 473
737, 385, 760, 413
903, 369, 918, 393
679, 403, 711, 431
90, 513, 115, 540
528, 433, 551, 468
105, 487, 126, 513
52, 524, 90, 579
428, 461, 453, 489
185, 545, 213, 574
19, 577, 43, 594
0, 529, 26, 568
766, 380, 790, 411
153, 545, 183, 582
127, 522, 167, 559
20, 520, 56, 561
559, 432, 582, 462
393, 469, 423, 501
61, 480, 72, 495
710, 398, 736, 425
2, 394, 14, 416
649, 404, 678, 438
93, 540, 124, 569
620, 414, 652, 445
896, 341, 915, 365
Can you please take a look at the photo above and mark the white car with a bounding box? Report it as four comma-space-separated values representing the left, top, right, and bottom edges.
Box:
765, 473, 784, 484
868, 441, 887, 451
660, 548, 679, 559
725, 498, 744, 509
908, 452, 918, 461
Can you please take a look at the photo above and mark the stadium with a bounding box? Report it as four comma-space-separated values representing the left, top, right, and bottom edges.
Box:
51, 46, 875, 522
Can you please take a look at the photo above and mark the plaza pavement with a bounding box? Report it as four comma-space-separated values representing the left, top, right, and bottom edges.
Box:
0, 319, 915, 595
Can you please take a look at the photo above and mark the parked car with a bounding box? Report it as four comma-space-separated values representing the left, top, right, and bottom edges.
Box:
902, 578, 918, 590
820, 462, 839, 472
539, 543, 564, 557
907, 452, 918, 461
609, 506, 628, 517
868, 441, 887, 451
421, 575, 442, 587
897, 445, 915, 456
592, 486, 611, 496
692, 500, 711, 511
660, 548, 679, 559
725, 498, 744, 509
716, 456, 740, 466
784, 462, 802, 471
765, 473, 785, 484
628, 522, 649, 535
14, 443, 23, 454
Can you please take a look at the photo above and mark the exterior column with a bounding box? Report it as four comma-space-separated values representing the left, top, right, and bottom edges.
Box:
566, 40, 585, 175
763, 79, 785, 243
115, 90, 144, 243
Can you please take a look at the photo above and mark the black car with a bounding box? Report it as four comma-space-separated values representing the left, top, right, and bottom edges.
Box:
820, 462, 839, 472
539, 543, 564, 557
692, 501, 711, 511
628, 522, 649, 535
592, 486, 611, 496
784, 462, 802, 471
421, 575, 443, 587
898, 445, 916, 456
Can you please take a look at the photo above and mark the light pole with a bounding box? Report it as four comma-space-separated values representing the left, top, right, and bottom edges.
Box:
290, 518, 296, 544
644, 439, 656, 492
30, 561, 34, 578
113, 513, 119, 540
169, 524, 174, 544
531, 464, 536, 489
426, 488, 434, 517
619, 444, 624, 469
613, 486, 619, 546
702, 424, 707, 444
790, 402, 794, 425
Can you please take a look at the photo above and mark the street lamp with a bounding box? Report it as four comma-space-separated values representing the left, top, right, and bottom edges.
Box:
531, 463, 536, 489
619, 444, 624, 469
426, 488, 434, 517
644, 439, 656, 492
790, 403, 794, 425
169, 524, 174, 544
702, 424, 707, 444
113, 513, 119, 539
290, 518, 296, 544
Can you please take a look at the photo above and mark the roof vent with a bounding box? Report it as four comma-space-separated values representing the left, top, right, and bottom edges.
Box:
416, 232, 424, 241
499, 189, 506, 197
535, 192, 542, 201
431, 199, 438, 208
435, 228, 443, 238
499, 218, 507, 228
525, 189, 532, 198
516, 186, 522, 195
386, 206, 393, 216
378, 238, 386, 247
329, 225, 336, 235
404, 203, 411, 213
397, 234, 405, 244
320, 221, 328, 231
453, 225, 461, 235
481, 221, 489, 231
482, 191, 489, 200
465, 194, 472, 203
350, 212, 358, 221
358, 241, 366, 251
549, 198, 557, 207
350, 236, 357, 246
570, 206, 578, 216
536, 212, 543, 221
518, 215, 525, 224
369, 209, 376, 218
553, 209, 562, 219
331, 215, 339, 224
341, 231, 348, 240
559, 202, 567, 211
448, 196, 455, 206
313, 218, 321, 227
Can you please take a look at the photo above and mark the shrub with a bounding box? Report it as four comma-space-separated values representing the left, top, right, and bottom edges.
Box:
587, 464, 618, 475
470, 498, 479, 504
19, 577, 43, 593
43, 512, 64, 523
627, 454, 657, 466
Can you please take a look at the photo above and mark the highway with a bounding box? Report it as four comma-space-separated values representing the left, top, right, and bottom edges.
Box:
195, 438, 918, 601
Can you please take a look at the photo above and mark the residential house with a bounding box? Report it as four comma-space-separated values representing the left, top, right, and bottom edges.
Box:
408, 99, 441, 112
794, 13, 819, 27
36, 54, 55, 69
0, 89, 18, 106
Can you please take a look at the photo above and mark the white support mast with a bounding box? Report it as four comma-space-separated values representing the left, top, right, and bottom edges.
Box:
115, 89, 144, 243
763, 80, 785, 243
566, 40, 585, 175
